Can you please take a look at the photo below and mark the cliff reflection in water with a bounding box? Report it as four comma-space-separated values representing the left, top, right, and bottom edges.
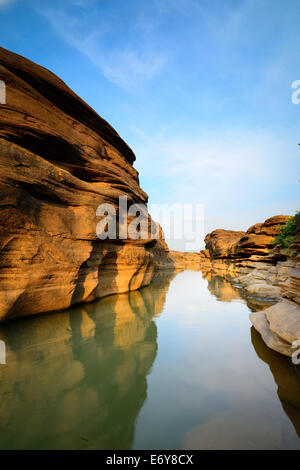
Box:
203, 270, 277, 311
0, 273, 174, 450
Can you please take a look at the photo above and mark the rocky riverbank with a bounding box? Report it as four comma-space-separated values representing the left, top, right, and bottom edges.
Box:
172, 214, 300, 358
0, 47, 174, 322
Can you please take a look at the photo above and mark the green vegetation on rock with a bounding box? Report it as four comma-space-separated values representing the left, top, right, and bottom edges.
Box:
273, 211, 299, 249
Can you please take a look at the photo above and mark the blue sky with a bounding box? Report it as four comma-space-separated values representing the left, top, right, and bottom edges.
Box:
0, 0, 299, 248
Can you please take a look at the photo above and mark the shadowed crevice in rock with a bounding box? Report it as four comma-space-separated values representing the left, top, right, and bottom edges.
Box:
71, 245, 121, 306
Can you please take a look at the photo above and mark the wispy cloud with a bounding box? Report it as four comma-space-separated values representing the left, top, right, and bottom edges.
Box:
35, 0, 167, 92
0, 0, 16, 8
132, 125, 299, 244
20, 0, 299, 250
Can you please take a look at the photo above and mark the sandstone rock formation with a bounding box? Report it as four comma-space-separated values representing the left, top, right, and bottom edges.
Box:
250, 214, 300, 357
205, 229, 246, 259
204, 215, 289, 261
199, 215, 292, 300
280, 215, 300, 305
170, 249, 210, 272
0, 47, 174, 321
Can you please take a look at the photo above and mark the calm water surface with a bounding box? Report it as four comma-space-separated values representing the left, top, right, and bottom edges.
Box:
0, 270, 299, 450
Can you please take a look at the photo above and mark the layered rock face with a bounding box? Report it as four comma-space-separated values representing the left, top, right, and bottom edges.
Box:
250, 214, 300, 357
170, 249, 211, 272
0, 47, 174, 321
205, 229, 247, 259
171, 215, 295, 304
205, 216, 289, 261
200, 215, 292, 300
280, 215, 300, 305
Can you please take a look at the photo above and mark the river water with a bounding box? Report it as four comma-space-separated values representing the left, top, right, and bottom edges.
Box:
0, 270, 299, 450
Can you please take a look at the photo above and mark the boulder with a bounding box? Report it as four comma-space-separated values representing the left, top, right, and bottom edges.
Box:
249, 311, 294, 357
244, 284, 281, 300
204, 229, 246, 259
265, 301, 300, 345
261, 215, 291, 236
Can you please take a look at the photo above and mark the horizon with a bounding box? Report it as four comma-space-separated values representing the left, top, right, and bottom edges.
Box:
0, 0, 299, 249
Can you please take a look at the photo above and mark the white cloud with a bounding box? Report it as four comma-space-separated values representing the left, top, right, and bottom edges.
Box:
35, 0, 167, 92
132, 126, 299, 249
89, 48, 166, 91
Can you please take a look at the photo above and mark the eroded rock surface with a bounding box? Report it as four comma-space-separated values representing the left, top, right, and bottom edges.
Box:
204, 215, 289, 261
0, 47, 174, 321
198, 215, 293, 300
249, 311, 294, 357
249, 215, 300, 357
170, 249, 211, 271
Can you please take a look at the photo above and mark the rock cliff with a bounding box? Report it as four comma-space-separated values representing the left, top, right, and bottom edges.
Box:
198, 215, 293, 300
205, 215, 289, 261
0, 47, 174, 321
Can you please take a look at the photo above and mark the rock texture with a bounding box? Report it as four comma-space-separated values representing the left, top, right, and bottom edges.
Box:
199, 215, 292, 300
0, 47, 174, 321
249, 311, 294, 357
266, 302, 300, 345
205, 230, 246, 259
280, 215, 300, 305
249, 214, 300, 357
170, 249, 211, 272
205, 216, 289, 261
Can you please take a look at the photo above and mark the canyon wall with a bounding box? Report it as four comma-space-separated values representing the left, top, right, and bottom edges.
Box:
0, 47, 174, 322
197, 215, 295, 300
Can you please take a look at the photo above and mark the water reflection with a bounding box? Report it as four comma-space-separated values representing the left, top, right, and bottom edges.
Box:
0, 273, 174, 450
203, 271, 277, 311
205, 272, 244, 303
0, 269, 299, 450
251, 327, 300, 439
201, 270, 300, 446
